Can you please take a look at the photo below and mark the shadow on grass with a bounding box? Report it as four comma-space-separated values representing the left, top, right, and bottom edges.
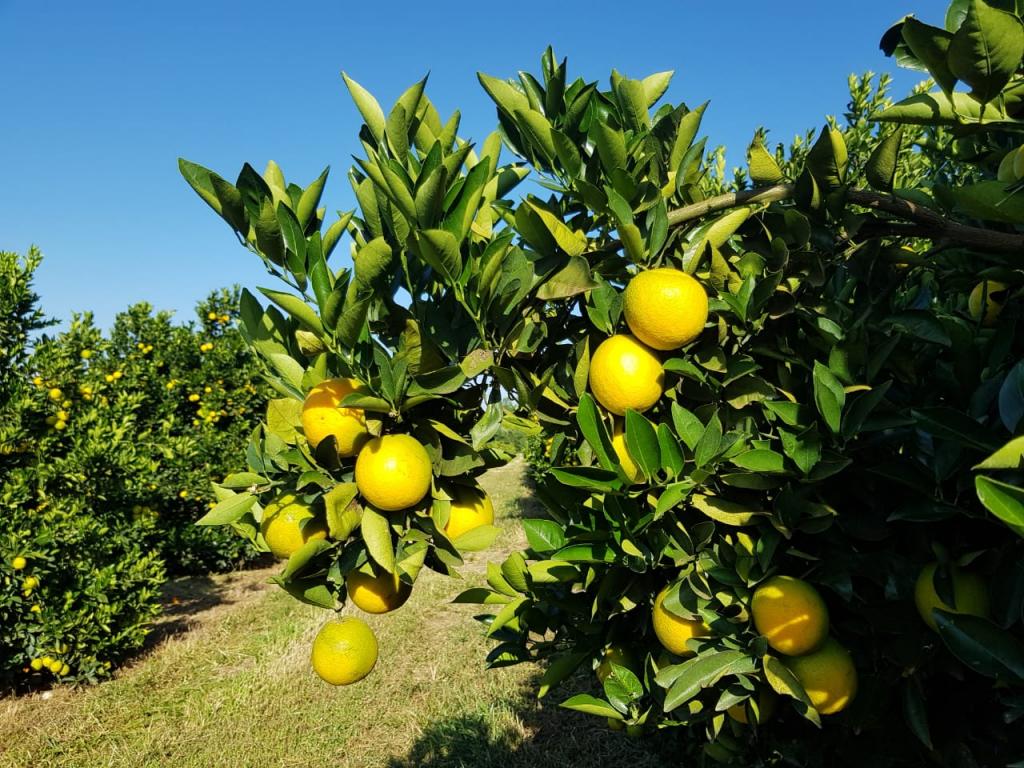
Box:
388, 671, 681, 768
139, 553, 275, 653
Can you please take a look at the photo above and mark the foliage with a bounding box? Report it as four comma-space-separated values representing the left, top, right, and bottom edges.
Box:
0, 254, 268, 686
182, 1, 1024, 764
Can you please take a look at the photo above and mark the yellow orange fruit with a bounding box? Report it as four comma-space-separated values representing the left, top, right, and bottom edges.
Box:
12, 556, 26, 570
784, 637, 857, 715
346, 568, 412, 614
588, 335, 664, 415
444, 485, 495, 540
310, 616, 378, 685
914, 562, 990, 632
652, 585, 710, 656
301, 378, 370, 457
355, 434, 433, 512
751, 575, 829, 656
623, 268, 709, 350
611, 419, 643, 484
968, 280, 1008, 327
260, 493, 327, 559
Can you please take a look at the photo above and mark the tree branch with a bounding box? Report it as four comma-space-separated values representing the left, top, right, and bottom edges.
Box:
664, 183, 1024, 254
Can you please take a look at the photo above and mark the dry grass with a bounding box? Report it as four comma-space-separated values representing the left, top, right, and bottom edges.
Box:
0, 459, 670, 768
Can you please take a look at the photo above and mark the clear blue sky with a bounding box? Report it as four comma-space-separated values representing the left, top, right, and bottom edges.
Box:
2, 0, 942, 330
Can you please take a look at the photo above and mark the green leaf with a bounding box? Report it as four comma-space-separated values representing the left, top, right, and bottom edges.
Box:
913, 407, 999, 452
415, 229, 462, 283
813, 361, 845, 434
975, 435, 1024, 469
471, 402, 504, 451
550, 467, 620, 492
535, 256, 598, 300
641, 70, 673, 106
780, 427, 822, 475
324, 483, 361, 540
343, 73, 386, 144
560, 693, 623, 719
258, 288, 323, 334
806, 126, 848, 187
875, 90, 999, 125
747, 141, 784, 184
538, 652, 588, 698
934, 611, 1024, 681
515, 109, 557, 160
297, 167, 329, 230
452, 524, 500, 552
361, 506, 396, 573
671, 102, 708, 171
730, 449, 787, 473
281, 538, 332, 581
624, 410, 661, 479
948, 0, 1024, 104
762, 656, 820, 726
526, 202, 588, 257
591, 120, 627, 173
662, 651, 756, 712
478, 73, 531, 117
975, 475, 1024, 537
865, 128, 904, 192
576, 393, 618, 472
196, 493, 255, 526
178, 158, 224, 216
902, 17, 957, 94
657, 423, 685, 477
614, 76, 651, 131
694, 411, 723, 468
671, 402, 705, 451
999, 361, 1024, 432
691, 494, 763, 526
950, 180, 1024, 224
522, 518, 567, 553
902, 679, 934, 750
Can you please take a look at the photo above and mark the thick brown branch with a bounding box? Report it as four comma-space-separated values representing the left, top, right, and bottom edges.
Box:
665, 184, 1024, 254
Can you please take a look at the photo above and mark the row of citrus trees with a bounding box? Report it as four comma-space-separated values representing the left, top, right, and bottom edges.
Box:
0, 249, 268, 686
181, 0, 1024, 764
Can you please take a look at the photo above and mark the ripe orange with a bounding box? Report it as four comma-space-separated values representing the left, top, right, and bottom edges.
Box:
914, 562, 989, 631
588, 335, 664, 415
347, 568, 412, 614
301, 378, 370, 457
310, 616, 378, 685
444, 485, 495, 540
260, 493, 327, 559
355, 434, 433, 511
751, 575, 829, 656
784, 637, 857, 715
623, 268, 709, 350
967, 281, 1008, 327
651, 585, 710, 656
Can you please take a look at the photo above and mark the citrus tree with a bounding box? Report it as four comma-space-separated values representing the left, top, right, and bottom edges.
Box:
1, 253, 270, 686
182, 0, 1024, 763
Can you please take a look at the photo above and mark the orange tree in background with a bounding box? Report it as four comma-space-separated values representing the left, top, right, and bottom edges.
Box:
182, 0, 1024, 762
1, 259, 269, 686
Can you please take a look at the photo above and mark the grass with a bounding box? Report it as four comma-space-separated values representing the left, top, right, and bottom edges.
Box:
0, 459, 670, 768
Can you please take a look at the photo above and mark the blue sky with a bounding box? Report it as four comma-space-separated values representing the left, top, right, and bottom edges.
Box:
2, 0, 942, 330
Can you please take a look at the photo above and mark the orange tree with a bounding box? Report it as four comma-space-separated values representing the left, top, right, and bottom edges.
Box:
182, 0, 1024, 762
1, 254, 269, 687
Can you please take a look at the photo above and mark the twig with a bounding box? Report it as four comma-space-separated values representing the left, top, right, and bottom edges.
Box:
664, 184, 1024, 254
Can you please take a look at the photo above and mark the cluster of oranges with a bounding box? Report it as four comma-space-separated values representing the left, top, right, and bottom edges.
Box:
257, 377, 495, 686
586, 267, 708, 481
199, 342, 215, 353
207, 311, 232, 324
